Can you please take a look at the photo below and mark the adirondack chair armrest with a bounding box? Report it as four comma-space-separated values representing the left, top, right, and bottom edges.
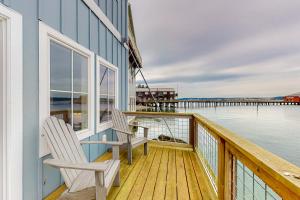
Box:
80, 141, 123, 146
112, 127, 133, 135
43, 159, 108, 172
128, 123, 149, 130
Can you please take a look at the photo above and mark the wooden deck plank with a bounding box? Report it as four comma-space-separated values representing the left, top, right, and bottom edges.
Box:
183, 151, 203, 200
114, 148, 156, 200
107, 147, 144, 199
189, 151, 217, 200
139, 148, 163, 200
44, 146, 216, 200
127, 148, 158, 200
152, 148, 169, 200
176, 150, 190, 200
165, 149, 177, 200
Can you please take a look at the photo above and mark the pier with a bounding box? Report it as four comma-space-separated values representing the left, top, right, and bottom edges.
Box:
137, 99, 300, 109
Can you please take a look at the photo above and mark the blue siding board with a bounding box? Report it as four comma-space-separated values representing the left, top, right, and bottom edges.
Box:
107, 30, 113, 63
125, 0, 128, 38
90, 13, 99, 53
43, 160, 61, 197
89, 134, 100, 161
99, 0, 106, 14
113, 36, 118, 66
78, 0, 90, 48
39, 0, 61, 31
62, 0, 77, 41
125, 49, 129, 108
82, 138, 91, 161
117, 0, 121, 32
113, 0, 118, 28
106, 0, 112, 22
121, 0, 125, 37
99, 22, 107, 59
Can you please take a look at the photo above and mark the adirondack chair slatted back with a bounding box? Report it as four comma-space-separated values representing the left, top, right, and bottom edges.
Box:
42, 117, 88, 188
112, 109, 130, 143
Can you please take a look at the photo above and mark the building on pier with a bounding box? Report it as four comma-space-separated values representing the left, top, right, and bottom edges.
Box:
284, 92, 300, 103
136, 86, 178, 104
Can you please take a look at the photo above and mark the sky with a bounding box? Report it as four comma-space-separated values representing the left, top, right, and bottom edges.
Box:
130, 0, 300, 98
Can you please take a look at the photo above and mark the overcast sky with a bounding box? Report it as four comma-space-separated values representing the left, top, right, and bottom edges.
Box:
130, 0, 300, 98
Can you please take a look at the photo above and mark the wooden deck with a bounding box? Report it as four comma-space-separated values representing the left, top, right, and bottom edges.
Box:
45, 144, 216, 200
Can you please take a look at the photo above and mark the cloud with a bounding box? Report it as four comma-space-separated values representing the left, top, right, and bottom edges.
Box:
130, 0, 300, 97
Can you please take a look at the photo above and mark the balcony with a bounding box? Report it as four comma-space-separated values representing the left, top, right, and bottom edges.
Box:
45, 112, 300, 200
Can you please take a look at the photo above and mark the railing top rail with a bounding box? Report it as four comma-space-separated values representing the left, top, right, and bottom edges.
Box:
193, 113, 300, 196
124, 111, 194, 118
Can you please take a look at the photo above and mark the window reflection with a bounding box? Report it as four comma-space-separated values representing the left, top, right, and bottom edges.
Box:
99, 65, 116, 123
50, 92, 72, 124
50, 41, 72, 91
100, 65, 109, 123
73, 93, 88, 131
73, 52, 88, 93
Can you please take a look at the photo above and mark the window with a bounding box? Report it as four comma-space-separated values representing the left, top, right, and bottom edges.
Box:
50, 41, 89, 132
39, 22, 95, 157
97, 57, 118, 131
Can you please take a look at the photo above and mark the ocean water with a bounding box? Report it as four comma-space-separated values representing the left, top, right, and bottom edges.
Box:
178, 106, 300, 167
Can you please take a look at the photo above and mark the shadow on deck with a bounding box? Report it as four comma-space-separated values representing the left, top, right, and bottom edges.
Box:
45, 144, 215, 200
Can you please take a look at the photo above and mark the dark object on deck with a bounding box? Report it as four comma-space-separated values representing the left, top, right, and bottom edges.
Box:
154, 134, 187, 144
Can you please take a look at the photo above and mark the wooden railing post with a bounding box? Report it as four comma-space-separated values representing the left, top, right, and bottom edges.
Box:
224, 144, 235, 200
218, 138, 225, 200
189, 117, 195, 148
194, 119, 198, 151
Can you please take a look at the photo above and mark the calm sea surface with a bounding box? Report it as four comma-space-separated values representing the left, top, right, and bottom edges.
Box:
178, 106, 300, 167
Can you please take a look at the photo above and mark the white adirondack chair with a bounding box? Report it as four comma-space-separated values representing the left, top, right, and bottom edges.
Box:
42, 117, 122, 200
111, 109, 149, 164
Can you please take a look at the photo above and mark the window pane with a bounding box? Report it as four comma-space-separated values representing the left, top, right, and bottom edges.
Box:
100, 65, 109, 123
73, 52, 88, 93
100, 95, 109, 123
50, 91, 72, 124
108, 69, 115, 96
100, 65, 108, 94
108, 96, 115, 121
108, 69, 115, 120
50, 41, 72, 91
73, 93, 88, 131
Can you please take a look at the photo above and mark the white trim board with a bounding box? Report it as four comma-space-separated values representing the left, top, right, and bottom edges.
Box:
39, 22, 95, 157
0, 4, 23, 200
82, 0, 122, 42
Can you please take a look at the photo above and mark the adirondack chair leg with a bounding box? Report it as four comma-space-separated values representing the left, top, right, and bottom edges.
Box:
113, 170, 120, 187
127, 144, 132, 165
144, 142, 148, 155
127, 135, 133, 165
95, 171, 106, 200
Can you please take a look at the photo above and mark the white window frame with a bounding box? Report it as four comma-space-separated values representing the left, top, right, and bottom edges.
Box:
0, 4, 23, 200
39, 22, 95, 157
96, 56, 119, 132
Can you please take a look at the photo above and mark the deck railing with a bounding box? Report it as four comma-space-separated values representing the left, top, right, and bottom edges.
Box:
124, 111, 300, 200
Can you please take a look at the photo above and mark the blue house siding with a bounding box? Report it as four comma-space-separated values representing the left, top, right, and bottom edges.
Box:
77, 0, 90, 48
1, 0, 128, 199
61, 0, 77, 41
